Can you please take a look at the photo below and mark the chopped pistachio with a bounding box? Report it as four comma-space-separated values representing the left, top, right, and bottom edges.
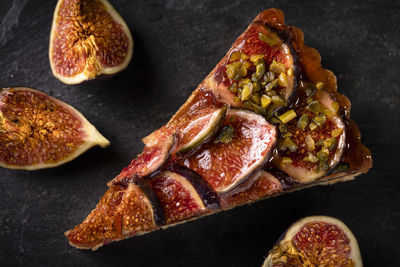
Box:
241, 53, 249, 60
323, 108, 333, 117
306, 97, 314, 104
278, 123, 287, 134
241, 83, 253, 101
278, 110, 297, 124
265, 79, 278, 92
281, 157, 293, 166
315, 139, 324, 147
233, 97, 240, 102
278, 136, 298, 152
269, 60, 285, 74
259, 32, 278, 46
266, 90, 277, 97
270, 116, 281, 124
243, 60, 252, 69
252, 82, 261, 92
327, 137, 337, 151
250, 54, 264, 65
278, 72, 288, 87
305, 135, 315, 151
306, 100, 321, 114
334, 163, 349, 172
238, 78, 251, 87
226, 61, 243, 80
305, 86, 317, 98
332, 101, 340, 114
313, 114, 327, 126
229, 83, 237, 93
214, 125, 234, 144
309, 122, 318, 131
331, 128, 343, 137
263, 71, 275, 83
316, 81, 324, 90
261, 95, 272, 109
316, 149, 328, 162
229, 52, 241, 62
323, 138, 333, 149
251, 94, 261, 105
304, 152, 319, 163
297, 114, 309, 130
271, 95, 286, 107
319, 160, 329, 171
255, 62, 266, 80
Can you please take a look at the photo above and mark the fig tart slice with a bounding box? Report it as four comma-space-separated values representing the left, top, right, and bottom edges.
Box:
66, 8, 372, 250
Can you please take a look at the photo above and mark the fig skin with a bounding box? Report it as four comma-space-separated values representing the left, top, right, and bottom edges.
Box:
263, 216, 362, 267
0, 87, 109, 170
49, 0, 134, 84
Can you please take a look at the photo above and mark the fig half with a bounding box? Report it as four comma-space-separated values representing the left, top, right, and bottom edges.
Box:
49, 0, 133, 84
0, 87, 109, 170
263, 216, 362, 267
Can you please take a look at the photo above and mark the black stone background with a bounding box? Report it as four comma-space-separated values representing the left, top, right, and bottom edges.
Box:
0, 0, 399, 266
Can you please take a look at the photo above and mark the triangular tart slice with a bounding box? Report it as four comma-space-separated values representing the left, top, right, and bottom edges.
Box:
66, 8, 372, 250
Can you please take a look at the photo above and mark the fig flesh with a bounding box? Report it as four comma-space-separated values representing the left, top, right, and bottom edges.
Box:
49, 0, 133, 84
0, 87, 109, 170
149, 171, 207, 224
65, 183, 156, 250
182, 109, 277, 193
206, 22, 298, 115
263, 216, 362, 267
273, 89, 346, 183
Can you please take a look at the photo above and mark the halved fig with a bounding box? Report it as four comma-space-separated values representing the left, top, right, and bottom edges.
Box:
149, 171, 207, 224
273, 88, 346, 183
206, 23, 298, 116
66, 184, 156, 250
49, 0, 133, 84
182, 109, 277, 193
263, 216, 362, 267
220, 170, 282, 209
0, 87, 109, 170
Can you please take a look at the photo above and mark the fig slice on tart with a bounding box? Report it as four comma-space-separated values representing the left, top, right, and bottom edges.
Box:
181, 108, 277, 193
263, 216, 362, 267
49, 0, 133, 84
66, 9, 372, 250
0, 87, 109, 170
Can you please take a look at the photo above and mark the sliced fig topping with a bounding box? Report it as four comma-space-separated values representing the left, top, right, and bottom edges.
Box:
263, 216, 362, 267
0, 87, 109, 170
109, 133, 178, 187
182, 109, 277, 193
207, 23, 297, 117
178, 106, 227, 152
220, 170, 282, 209
66, 184, 156, 250
50, 0, 133, 84
149, 171, 207, 224
273, 87, 346, 183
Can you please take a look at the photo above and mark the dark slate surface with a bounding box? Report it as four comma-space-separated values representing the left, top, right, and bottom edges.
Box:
0, 0, 399, 266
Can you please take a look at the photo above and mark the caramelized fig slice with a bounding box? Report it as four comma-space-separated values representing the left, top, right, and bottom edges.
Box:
0, 87, 109, 170
207, 23, 298, 113
220, 170, 282, 209
178, 106, 227, 152
66, 184, 156, 250
49, 0, 133, 84
182, 109, 277, 193
263, 216, 362, 267
273, 89, 345, 183
149, 171, 207, 224
109, 133, 178, 187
